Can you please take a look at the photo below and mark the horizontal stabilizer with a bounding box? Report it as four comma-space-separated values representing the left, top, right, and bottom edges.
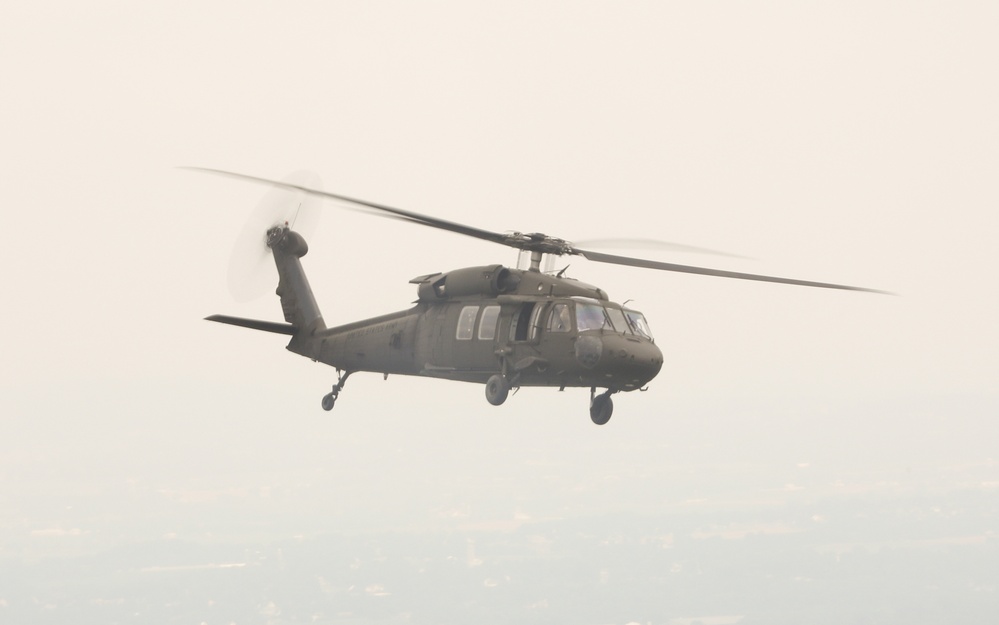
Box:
205, 314, 296, 335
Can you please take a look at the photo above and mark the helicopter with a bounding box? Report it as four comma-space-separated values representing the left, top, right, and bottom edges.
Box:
193, 168, 887, 425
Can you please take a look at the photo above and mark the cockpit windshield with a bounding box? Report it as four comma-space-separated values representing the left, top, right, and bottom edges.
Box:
574, 302, 653, 340
605, 307, 630, 334
625, 310, 654, 340
576, 303, 613, 332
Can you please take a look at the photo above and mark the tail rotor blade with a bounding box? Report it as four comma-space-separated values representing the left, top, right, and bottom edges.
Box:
226, 170, 322, 302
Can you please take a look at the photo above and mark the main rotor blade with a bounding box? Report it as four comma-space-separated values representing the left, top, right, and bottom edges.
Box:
572, 237, 749, 259
576, 249, 891, 294
184, 167, 510, 246
188, 167, 889, 294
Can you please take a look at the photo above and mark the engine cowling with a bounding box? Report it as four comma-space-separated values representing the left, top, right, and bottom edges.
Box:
416, 265, 520, 300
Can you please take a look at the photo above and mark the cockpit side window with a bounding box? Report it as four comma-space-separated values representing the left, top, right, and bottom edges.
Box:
548, 303, 571, 332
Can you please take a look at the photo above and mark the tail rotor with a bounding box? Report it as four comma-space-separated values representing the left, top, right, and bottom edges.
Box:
226, 170, 322, 301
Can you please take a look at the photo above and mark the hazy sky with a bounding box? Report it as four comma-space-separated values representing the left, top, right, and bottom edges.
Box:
2, 1, 997, 528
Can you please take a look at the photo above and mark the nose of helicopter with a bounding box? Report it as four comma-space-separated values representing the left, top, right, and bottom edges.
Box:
577, 334, 663, 390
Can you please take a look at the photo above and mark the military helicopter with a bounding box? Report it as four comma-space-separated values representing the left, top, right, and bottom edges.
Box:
193, 168, 886, 425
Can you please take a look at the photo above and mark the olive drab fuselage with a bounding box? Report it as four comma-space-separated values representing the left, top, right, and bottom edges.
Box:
206, 226, 664, 423
294, 264, 664, 392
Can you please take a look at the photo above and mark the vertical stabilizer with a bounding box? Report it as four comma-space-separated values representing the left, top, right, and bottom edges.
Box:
268, 227, 326, 353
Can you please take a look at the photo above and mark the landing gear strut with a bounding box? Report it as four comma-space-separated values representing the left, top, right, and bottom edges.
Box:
322, 370, 353, 411
589, 387, 615, 425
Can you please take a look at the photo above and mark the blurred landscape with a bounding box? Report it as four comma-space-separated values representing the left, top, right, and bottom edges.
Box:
3, 387, 995, 625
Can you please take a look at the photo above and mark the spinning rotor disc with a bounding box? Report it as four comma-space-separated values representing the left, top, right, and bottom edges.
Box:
187, 167, 889, 295
226, 170, 322, 301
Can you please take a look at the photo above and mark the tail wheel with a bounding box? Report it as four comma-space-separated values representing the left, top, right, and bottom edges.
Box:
321, 393, 336, 411
485, 375, 510, 406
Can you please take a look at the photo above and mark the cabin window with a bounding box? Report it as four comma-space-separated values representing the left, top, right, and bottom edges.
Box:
478, 305, 501, 340
548, 303, 571, 332
456, 305, 479, 340
605, 307, 630, 334
576, 303, 612, 332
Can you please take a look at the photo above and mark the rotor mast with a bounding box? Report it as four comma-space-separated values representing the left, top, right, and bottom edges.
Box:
528, 250, 544, 272
513, 232, 573, 273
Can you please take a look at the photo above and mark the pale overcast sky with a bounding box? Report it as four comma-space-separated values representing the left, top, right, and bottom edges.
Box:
1, 0, 996, 527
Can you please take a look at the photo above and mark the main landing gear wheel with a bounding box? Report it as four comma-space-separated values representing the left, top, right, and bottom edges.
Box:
485, 374, 510, 406
590, 392, 614, 425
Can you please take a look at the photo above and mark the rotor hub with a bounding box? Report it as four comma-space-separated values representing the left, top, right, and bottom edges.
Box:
267, 226, 309, 258
503, 232, 575, 256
